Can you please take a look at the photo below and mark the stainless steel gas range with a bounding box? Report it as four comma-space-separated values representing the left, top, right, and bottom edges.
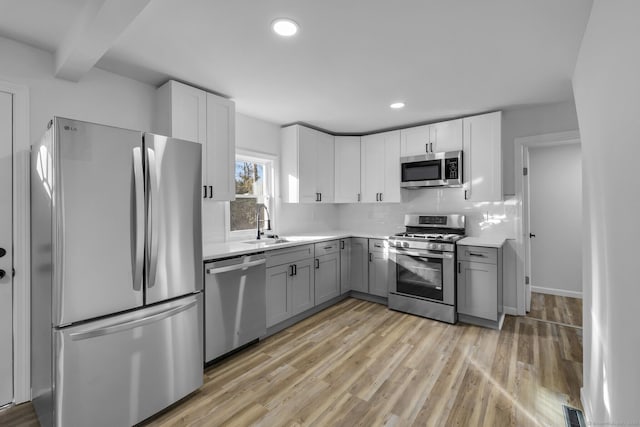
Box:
388, 214, 465, 324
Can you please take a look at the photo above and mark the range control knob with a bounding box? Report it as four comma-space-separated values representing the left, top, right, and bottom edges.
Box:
402, 242, 410, 248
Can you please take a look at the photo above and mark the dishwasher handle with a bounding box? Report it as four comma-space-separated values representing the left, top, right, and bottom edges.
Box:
206, 258, 266, 275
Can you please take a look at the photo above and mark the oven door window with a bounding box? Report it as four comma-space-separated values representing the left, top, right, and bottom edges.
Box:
401, 160, 441, 182
396, 254, 443, 301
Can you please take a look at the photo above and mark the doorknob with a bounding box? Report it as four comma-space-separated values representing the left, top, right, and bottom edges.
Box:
0, 270, 5, 279
529, 233, 536, 238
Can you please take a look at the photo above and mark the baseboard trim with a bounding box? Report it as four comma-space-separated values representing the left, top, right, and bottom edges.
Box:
531, 286, 582, 299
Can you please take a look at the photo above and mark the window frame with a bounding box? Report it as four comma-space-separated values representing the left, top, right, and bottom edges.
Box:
226, 149, 276, 241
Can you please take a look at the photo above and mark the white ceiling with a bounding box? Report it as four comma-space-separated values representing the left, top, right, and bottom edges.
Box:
0, 0, 593, 133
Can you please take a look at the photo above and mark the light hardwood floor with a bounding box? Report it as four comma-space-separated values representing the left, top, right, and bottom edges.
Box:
0, 296, 582, 427
527, 292, 582, 327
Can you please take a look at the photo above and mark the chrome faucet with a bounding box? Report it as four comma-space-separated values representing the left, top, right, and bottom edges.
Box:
256, 203, 272, 240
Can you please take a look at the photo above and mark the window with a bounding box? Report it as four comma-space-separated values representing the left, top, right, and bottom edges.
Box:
229, 153, 274, 235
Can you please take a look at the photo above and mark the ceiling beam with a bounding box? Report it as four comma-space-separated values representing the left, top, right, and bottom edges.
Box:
54, 0, 152, 82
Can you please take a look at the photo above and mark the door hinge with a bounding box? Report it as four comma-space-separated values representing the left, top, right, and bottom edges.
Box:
525, 276, 530, 285
523, 167, 528, 176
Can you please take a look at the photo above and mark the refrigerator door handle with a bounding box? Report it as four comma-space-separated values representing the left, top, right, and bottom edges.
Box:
69, 298, 198, 341
132, 147, 145, 291
146, 147, 160, 289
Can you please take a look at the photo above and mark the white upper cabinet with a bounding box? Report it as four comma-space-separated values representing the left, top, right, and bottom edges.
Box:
463, 111, 502, 202
281, 125, 335, 203
156, 80, 235, 201
361, 130, 401, 203
334, 136, 361, 203
205, 93, 236, 201
400, 118, 463, 156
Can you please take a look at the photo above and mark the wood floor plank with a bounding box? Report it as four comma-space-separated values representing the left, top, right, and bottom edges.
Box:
528, 292, 583, 327
0, 297, 584, 427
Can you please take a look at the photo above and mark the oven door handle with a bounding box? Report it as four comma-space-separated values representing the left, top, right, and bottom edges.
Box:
390, 248, 452, 259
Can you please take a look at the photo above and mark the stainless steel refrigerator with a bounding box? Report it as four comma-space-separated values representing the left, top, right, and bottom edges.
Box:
31, 117, 204, 427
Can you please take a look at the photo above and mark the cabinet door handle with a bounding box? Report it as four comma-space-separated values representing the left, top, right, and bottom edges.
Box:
289, 265, 294, 276
379, 193, 383, 202
458, 262, 461, 274
341, 241, 345, 250
315, 259, 320, 269
468, 252, 487, 258
357, 193, 361, 202
209, 186, 213, 199
293, 264, 297, 275
369, 253, 373, 262
375, 193, 379, 202
464, 190, 468, 200
425, 143, 429, 153
430, 142, 433, 152
319, 192, 322, 202
203, 185, 207, 199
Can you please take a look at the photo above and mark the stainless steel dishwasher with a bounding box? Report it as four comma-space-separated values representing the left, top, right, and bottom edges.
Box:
204, 253, 267, 363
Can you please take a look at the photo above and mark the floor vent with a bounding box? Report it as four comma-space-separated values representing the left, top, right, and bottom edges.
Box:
563, 405, 585, 427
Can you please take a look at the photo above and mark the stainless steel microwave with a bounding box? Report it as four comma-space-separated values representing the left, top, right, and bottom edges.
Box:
400, 150, 463, 188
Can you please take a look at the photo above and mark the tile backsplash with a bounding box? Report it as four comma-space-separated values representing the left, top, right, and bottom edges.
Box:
204, 188, 518, 244
338, 187, 517, 239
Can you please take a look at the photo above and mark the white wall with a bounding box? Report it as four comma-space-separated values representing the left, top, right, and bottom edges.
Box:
0, 37, 156, 140
528, 143, 582, 297
572, 0, 640, 424
502, 100, 579, 195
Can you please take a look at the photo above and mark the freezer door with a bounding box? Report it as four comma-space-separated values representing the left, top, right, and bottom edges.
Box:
55, 118, 144, 325
144, 133, 202, 304
54, 294, 203, 427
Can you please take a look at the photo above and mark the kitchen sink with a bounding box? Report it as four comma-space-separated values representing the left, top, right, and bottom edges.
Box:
242, 238, 290, 245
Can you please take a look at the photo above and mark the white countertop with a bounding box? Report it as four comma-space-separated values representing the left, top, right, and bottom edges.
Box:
203, 231, 390, 260
457, 236, 508, 248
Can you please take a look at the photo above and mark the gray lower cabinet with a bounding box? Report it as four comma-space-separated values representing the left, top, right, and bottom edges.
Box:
456, 245, 503, 328
368, 239, 389, 297
265, 245, 315, 328
339, 239, 351, 294
290, 258, 315, 315
350, 238, 369, 293
315, 241, 341, 304
266, 263, 291, 327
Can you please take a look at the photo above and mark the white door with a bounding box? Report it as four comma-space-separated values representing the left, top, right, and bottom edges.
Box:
0, 91, 13, 406
527, 143, 582, 303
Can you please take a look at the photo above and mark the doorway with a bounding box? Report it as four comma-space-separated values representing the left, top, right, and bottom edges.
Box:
0, 90, 13, 407
514, 131, 581, 315
528, 143, 582, 299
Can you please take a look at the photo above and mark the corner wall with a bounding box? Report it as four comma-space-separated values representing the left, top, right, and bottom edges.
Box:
502, 100, 579, 195
572, 0, 640, 423
0, 36, 156, 139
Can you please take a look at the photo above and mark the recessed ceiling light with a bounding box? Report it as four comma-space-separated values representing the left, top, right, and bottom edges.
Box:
272, 18, 299, 37
390, 102, 405, 109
